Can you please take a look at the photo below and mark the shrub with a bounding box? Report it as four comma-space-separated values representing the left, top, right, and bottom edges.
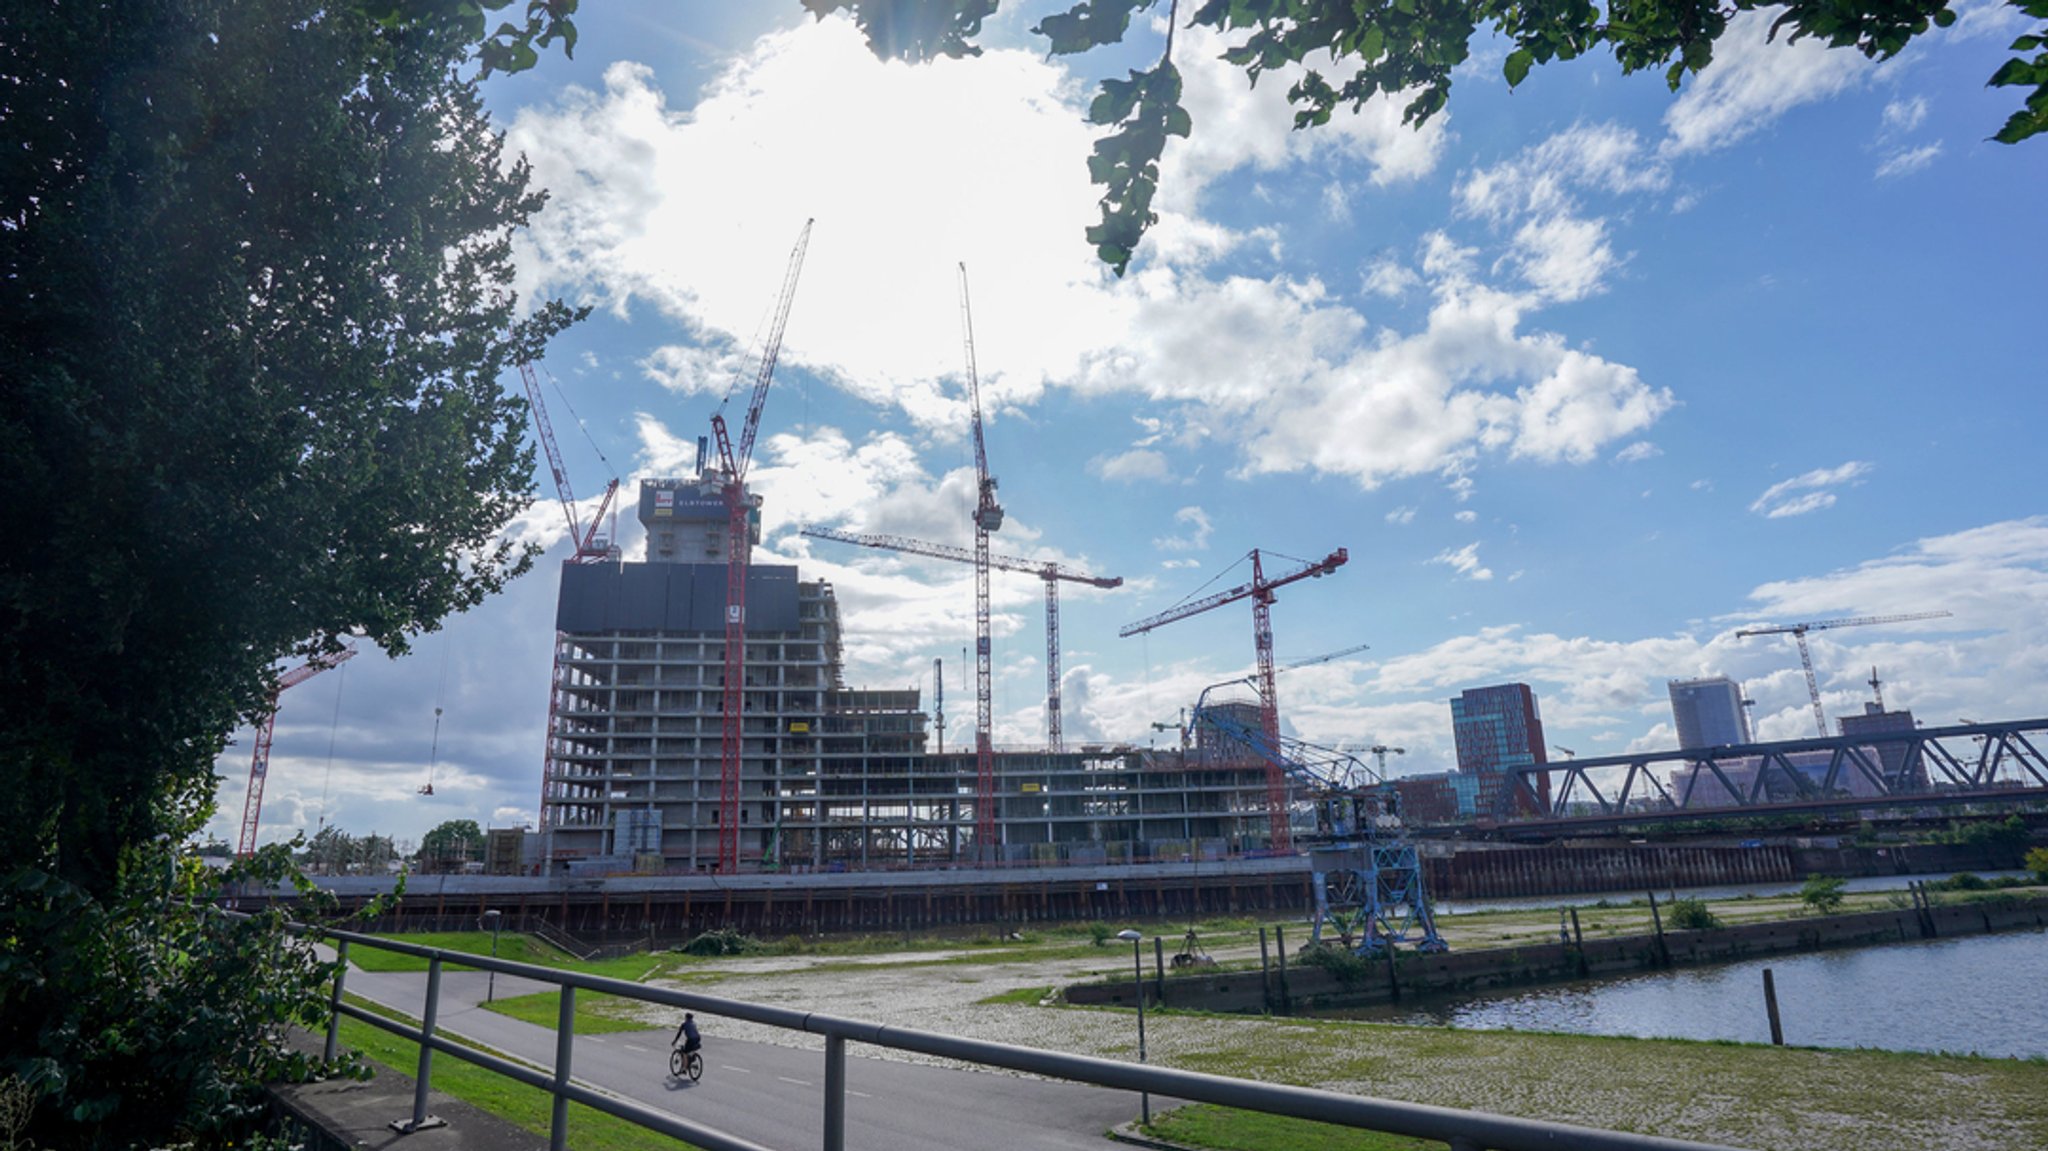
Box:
1800, 875, 1847, 915
1666, 898, 1723, 930
681, 928, 760, 956
1297, 943, 1373, 985
1931, 872, 1991, 892
2026, 846, 2048, 883
1087, 922, 1114, 947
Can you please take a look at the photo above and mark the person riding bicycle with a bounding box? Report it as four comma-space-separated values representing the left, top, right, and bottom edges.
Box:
673, 1012, 701, 1057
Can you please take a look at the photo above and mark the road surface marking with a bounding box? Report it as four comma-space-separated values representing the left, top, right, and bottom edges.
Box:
848, 1090, 872, 1099
721, 1065, 751, 1073
623, 1044, 651, 1053
776, 1076, 812, 1087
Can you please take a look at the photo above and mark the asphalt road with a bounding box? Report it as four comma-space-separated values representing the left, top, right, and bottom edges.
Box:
343, 967, 1144, 1150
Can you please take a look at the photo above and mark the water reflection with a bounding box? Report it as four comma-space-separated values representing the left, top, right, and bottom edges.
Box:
1341, 928, 2048, 1059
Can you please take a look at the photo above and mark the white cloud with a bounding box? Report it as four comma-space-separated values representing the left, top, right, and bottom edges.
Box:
1385, 506, 1418, 525
1363, 255, 1421, 298
1750, 460, 1874, 519
1454, 510, 1478, 523
1509, 214, 1619, 303
1615, 441, 1662, 463
1882, 96, 1929, 135
1876, 143, 1943, 179
1662, 12, 1878, 155
1431, 542, 1494, 581
1091, 449, 1173, 483
1154, 506, 1214, 552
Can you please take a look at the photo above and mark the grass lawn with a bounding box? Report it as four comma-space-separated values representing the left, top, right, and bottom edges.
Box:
1142, 1104, 1438, 1151
484, 989, 662, 1035
334, 1007, 697, 1151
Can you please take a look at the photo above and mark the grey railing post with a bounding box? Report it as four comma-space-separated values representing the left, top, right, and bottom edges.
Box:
551, 986, 576, 1151
390, 955, 445, 1132
823, 1033, 847, 1151
324, 938, 349, 1063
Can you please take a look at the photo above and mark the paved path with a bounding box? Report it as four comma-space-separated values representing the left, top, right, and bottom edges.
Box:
341, 966, 1144, 1151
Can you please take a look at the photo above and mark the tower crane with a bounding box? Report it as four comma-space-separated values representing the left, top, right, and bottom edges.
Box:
1119, 547, 1349, 853
1735, 611, 1949, 737
958, 264, 1004, 857
709, 219, 813, 872
237, 646, 358, 857
517, 358, 619, 565
798, 525, 1122, 752
933, 657, 945, 755
1369, 745, 1405, 775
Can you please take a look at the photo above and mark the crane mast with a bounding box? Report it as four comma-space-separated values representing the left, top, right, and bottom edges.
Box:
517, 358, 619, 564
933, 657, 945, 755
959, 264, 1003, 856
1121, 547, 1349, 853
709, 220, 813, 872
237, 646, 357, 857
1735, 610, 1949, 736
799, 525, 1120, 752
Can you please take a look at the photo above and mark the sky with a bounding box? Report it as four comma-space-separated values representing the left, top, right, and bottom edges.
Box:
208, 1, 2048, 851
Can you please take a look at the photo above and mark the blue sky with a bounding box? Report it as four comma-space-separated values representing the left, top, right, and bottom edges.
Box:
209, 1, 2048, 850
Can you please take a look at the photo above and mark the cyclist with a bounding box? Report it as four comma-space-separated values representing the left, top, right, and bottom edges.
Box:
673, 1012, 701, 1059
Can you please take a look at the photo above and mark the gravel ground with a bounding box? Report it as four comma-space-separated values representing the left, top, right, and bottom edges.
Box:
631, 940, 2048, 1151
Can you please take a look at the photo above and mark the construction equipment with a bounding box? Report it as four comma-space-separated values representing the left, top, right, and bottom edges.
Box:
1190, 702, 1446, 955
1369, 745, 1406, 775
237, 646, 358, 857
933, 657, 945, 755
517, 358, 619, 564
799, 525, 1121, 752
1119, 548, 1349, 853
1735, 611, 1949, 737
1171, 927, 1216, 969
958, 264, 1003, 857
709, 219, 813, 872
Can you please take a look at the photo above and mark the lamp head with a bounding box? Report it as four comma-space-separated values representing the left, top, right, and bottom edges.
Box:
1116, 929, 1142, 942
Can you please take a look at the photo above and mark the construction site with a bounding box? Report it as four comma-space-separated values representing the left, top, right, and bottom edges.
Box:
530, 229, 1354, 877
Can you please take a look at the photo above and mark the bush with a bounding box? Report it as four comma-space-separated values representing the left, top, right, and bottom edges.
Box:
1087, 922, 1113, 947
1666, 898, 1723, 930
1800, 875, 1847, 915
2026, 846, 2048, 883
1296, 943, 1373, 985
1931, 872, 1991, 892
681, 928, 761, 956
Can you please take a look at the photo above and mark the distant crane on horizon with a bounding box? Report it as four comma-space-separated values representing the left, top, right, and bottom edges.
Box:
1120, 547, 1349, 853
238, 646, 357, 857
959, 264, 1004, 856
1368, 745, 1406, 776
800, 526, 1121, 753
1734, 611, 1950, 737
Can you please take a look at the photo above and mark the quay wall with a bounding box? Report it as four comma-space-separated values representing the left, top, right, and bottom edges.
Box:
1066, 896, 2048, 1014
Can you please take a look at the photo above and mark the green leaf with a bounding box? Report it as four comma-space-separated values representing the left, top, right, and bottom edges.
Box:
1504, 47, 1534, 87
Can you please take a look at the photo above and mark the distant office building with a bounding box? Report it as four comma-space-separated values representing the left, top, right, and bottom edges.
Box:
1669, 676, 1751, 749
1450, 683, 1549, 815
1839, 703, 1927, 791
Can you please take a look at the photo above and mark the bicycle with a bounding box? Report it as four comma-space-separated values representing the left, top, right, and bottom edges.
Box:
669, 1043, 703, 1082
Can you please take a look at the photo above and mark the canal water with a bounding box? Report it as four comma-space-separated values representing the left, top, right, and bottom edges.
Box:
1342, 926, 2048, 1059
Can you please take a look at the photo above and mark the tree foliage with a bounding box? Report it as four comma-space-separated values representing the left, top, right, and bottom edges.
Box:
418, 818, 487, 869
807, 0, 2048, 273
2, 1, 578, 1143
1, 0, 580, 897
1799, 874, 1848, 914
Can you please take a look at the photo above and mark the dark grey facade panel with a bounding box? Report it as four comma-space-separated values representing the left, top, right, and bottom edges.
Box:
556, 562, 802, 633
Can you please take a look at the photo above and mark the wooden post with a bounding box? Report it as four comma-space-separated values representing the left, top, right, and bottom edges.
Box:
1647, 891, 1669, 967
1153, 936, 1166, 1004
1258, 927, 1272, 1012
1569, 907, 1587, 976
1762, 967, 1784, 1046
1274, 924, 1290, 1013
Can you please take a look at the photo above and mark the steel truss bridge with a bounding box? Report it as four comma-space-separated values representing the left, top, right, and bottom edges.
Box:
1488, 717, 2048, 834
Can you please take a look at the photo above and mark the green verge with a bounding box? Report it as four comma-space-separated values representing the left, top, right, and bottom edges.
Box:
334, 1007, 696, 1151
347, 931, 668, 980
1142, 1104, 1437, 1151
484, 989, 659, 1035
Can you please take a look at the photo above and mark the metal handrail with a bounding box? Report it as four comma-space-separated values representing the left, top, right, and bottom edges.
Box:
303, 921, 1748, 1151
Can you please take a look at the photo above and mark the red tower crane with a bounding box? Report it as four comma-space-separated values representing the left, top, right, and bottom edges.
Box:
958, 264, 1005, 858
1735, 610, 1949, 736
1119, 547, 1349, 853
237, 646, 358, 857
710, 219, 813, 872
517, 358, 619, 564
798, 526, 1122, 752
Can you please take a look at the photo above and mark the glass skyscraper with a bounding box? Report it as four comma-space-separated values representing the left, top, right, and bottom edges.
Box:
1668, 676, 1751, 749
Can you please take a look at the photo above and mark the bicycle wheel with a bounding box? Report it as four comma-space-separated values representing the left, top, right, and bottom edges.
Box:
669, 1047, 686, 1079
686, 1051, 703, 1082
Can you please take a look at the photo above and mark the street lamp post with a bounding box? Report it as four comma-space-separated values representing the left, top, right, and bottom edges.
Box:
1115, 928, 1150, 1126
481, 910, 503, 1003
